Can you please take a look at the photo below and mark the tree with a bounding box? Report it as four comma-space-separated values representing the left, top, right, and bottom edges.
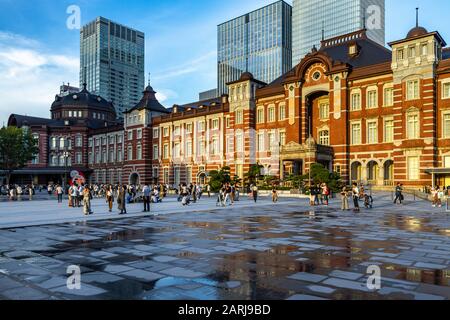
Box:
245, 163, 264, 185
208, 166, 232, 192
0, 126, 39, 185
301, 163, 343, 193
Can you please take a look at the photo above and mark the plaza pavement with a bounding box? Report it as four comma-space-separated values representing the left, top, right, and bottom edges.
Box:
0, 192, 449, 300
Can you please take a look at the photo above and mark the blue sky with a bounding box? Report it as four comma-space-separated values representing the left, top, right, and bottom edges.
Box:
0, 0, 449, 124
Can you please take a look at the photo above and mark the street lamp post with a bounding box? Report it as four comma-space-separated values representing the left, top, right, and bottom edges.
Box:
63, 151, 69, 194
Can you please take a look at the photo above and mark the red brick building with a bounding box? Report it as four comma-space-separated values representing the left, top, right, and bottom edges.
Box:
6, 24, 450, 188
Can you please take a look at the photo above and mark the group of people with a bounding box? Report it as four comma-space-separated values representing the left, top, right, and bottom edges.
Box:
340, 183, 373, 212
1, 184, 39, 200
309, 183, 331, 206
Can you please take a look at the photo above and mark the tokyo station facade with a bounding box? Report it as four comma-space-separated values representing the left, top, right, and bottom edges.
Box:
6, 25, 450, 188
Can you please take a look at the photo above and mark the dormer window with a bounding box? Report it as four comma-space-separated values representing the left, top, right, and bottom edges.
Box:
349, 44, 358, 55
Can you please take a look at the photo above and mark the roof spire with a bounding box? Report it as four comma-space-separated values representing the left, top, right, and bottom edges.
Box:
416, 7, 419, 27
363, 12, 366, 30
148, 72, 151, 86
321, 21, 324, 41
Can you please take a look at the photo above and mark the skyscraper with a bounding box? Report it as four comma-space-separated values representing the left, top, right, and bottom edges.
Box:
80, 17, 145, 119
217, 0, 292, 95
292, 0, 385, 66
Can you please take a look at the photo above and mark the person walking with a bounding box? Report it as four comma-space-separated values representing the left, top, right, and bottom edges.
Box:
341, 187, 350, 211
272, 185, 278, 203
192, 182, 198, 203
56, 184, 63, 203
117, 185, 127, 215
393, 183, 403, 205
252, 184, 258, 203
106, 185, 114, 212
28, 185, 33, 201
142, 184, 151, 212
437, 186, 444, 208
82, 186, 93, 216
322, 183, 330, 206
207, 184, 211, 198
352, 183, 360, 212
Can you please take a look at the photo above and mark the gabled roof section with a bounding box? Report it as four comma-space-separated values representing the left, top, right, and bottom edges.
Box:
125, 84, 170, 114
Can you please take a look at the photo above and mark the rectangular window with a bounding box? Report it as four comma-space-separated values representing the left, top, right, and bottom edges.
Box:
444, 156, 450, 168
163, 144, 169, 159
268, 107, 275, 122
128, 131, 133, 140
174, 143, 180, 157
384, 118, 394, 143
406, 80, 420, 100
198, 121, 205, 132
319, 130, 330, 145
211, 137, 219, 155
227, 137, 233, 153
421, 44, 428, 56
351, 92, 361, 111
211, 119, 219, 130
257, 133, 264, 152
76, 152, 82, 164
174, 126, 180, 135
186, 141, 192, 157
236, 135, 243, 152
319, 102, 329, 119
225, 117, 230, 128
137, 129, 142, 139
153, 145, 159, 160
279, 132, 286, 146
367, 90, 377, 109
235, 110, 243, 124
443, 83, 450, 99
367, 120, 378, 144
256, 108, 264, 124
408, 157, 420, 180
279, 104, 286, 120
186, 123, 193, 133
137, 145, 142, 160
197, 139, 205, 155
409, 46, 416, 58
407, 114, 420, 139
384, 87, 394, 107
268, 132, 276, 152
443, 114, 450, 138
351, 123, 361, 145
153, 128, 159, 138
397, 49, 404, 61
163, 127, 169, 137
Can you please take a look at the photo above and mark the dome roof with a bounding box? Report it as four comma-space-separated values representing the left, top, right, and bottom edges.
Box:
240, 72, 254, 81
125, 83, 169, 114
51, 83, 115, 113
407, 26, 428, 39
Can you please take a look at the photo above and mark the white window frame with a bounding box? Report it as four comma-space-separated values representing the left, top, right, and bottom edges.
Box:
406, 79, 420, 101
367, 119, 378, 144
350, 90, 362, 111
383, 117, 394, 143
443, 112, 450, 138
406, 111, 420, 139
268, 106, 276, 123
256, 107, 264, 124
366, 87, 378, 109
407, 156, 420, 181
442, 81, 450, 100
318, 129, 330, 146
319, 101, 330, 120
351, 121, 362, 145
383, 86, 394, 107
235, 109, 243, 125
279, 104, 286, 120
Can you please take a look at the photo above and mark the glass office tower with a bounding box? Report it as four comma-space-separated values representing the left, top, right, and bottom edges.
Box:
292, 0, 385, 66
218, 1, 292, 95
80, 17, 145, 119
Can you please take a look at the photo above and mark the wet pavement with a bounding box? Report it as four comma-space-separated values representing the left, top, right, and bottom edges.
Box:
0, 192, 449, 300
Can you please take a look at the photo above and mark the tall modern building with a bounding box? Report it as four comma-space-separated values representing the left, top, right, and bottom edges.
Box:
292, 0, 385, 66
80, 17, 145, 119
217, 0, 292, 95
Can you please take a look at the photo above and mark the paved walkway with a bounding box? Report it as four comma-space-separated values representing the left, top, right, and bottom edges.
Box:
0, 192, 449, 300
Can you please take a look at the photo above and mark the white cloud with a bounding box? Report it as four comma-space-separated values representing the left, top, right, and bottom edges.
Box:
0, 31, 79, 124
152, 50, 216, 81
155, 89, 179, 104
